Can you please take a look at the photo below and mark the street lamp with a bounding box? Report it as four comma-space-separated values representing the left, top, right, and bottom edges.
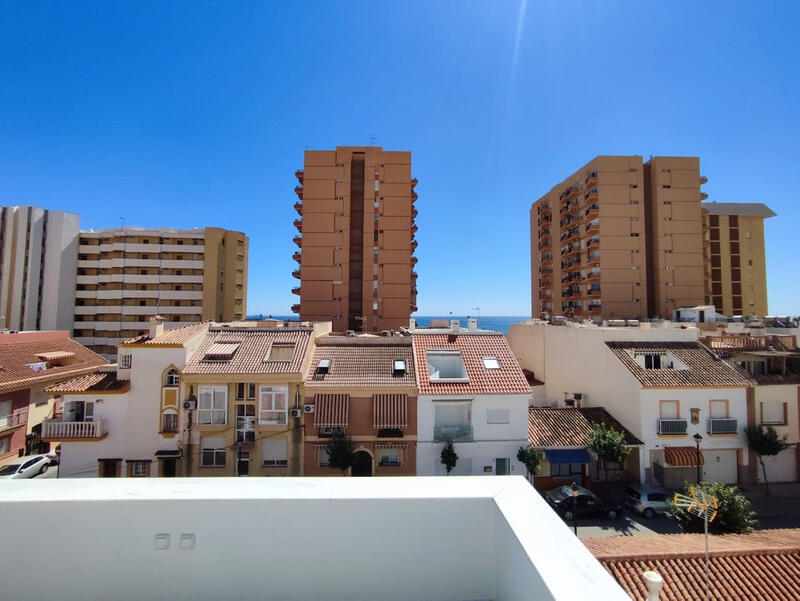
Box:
693, 432, 703, 484
570, 481, 580, 535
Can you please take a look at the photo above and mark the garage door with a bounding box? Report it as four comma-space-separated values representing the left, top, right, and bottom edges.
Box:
758, 447, 797, 483
702, 449, 738, 484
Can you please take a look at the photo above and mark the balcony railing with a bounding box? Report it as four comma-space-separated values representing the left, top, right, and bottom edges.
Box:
657, 418, 687, 435
0, 411, 27, 433
708, 418, 738, 434
433, 425, 473, 443
42, 418, 107, 440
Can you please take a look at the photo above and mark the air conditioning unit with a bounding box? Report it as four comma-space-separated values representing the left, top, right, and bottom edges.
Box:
289, 408, 302, 418
183, 399, 196, 410
304, 404, 315, 414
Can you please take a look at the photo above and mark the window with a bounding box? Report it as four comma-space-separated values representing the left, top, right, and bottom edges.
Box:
163, 369, 180, 387
710, 399, 728, 419
235, 404, 256, 443
551, 463, 583, 477
200, 437, 226, 467
198, 386, 227, 425
0, 436, 9, 454
266, 344, 295, 362
316, 358, 331, 374
393, 359, 406, 376
262, 437, 288, 466
427, 350, 468, 381
0, 400, 11, 428
130, 461, 148, 477
378, 448, 401, 466
119, 354, 132, 369
761, 402, 787, 426
486, 409, 510, 424
660, 400, 679, 419
259, 386, 288, 425
318, 447, 330, 467
482, 357, 501, 370
161, 412, 178, 433
98, 459, 119, 478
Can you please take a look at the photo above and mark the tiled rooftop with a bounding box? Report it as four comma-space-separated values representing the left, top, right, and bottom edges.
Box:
0, 333, 107, 393
121, 321, 210, 346
606, 341, 755, 388
46, 370, 130, 394
306, 336, 416, 389
585, 529, 800, 601
528, 407, 642, 448
412, 333, 531, 395
183, 327, 312, 374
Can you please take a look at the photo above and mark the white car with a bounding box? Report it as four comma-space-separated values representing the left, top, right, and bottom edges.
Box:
0, 454, 53, 479
624, 484, 671, 518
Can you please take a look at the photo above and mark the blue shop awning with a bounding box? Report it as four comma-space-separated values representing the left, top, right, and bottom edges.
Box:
546, 449, 589, 464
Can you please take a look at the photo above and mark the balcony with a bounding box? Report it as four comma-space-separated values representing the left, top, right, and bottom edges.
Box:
292, 251, 301, 263
410, 177, 418, 188
294, 202, 303, 215
295, 169, 303, 183
657, 418, 688, 435
411, 207, 418, 218
433, 424, 473, 443
291, 304, 300, 314
291, 287, 301, 296
411, 256, 418, 265
293, 235, 302, 248
293, 219, 302, 232
0, 411, 27, 433
294, 186, 303, 200
292, 269, 301, 279
42, 418, 108, 441
708, 418, 738, 434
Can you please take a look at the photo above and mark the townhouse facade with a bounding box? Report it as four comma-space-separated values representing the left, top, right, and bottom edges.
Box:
303, 335, 418, 476
412, 326, 532, 477
0, 330, 106, 465
508, 321, 756, 487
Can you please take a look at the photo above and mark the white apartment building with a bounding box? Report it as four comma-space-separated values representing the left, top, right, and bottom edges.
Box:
73, 226, 248, 356
46, 318, 210, 477
508, 321, 755, 486
0, 206, 79, 331
412, 326, 532, 477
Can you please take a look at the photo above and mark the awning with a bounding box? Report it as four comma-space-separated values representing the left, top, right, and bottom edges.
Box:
373, 394, 408, 429
154, 449, 181, 458
664, 446, 704, 467
313, 394, 349, 428
546, 449, 589, 464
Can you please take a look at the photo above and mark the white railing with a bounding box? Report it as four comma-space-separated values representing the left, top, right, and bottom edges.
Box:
657, 418, 687, 435
42, 419, 107, 439
708, 418, 738, 434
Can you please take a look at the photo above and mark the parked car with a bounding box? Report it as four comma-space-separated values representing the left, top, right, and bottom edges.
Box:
0, 454, 53, 479
624, 484, 671, 518
544, 485, 623, 521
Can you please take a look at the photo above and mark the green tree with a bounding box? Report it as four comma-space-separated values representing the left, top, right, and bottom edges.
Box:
588, 422, 630, 476
440, 441, 458, 475
516, 445, 543, 484
746, 425, 790, 497
667, 481, 757, 534
325, 433, 355, 476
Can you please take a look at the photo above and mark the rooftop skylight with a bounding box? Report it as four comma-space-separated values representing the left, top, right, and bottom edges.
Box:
482, 356, 500, 370
265, 343, 295, 362
203, 342, 241, 361
427, 350, 468, 382
393, 359, 407, 376
316, 358, 331, 374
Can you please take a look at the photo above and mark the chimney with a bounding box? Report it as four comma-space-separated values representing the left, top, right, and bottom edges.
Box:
642, 571, 663, 601
467, 318, 478, 331
149, 315, 166, 339
409, 318, 416, 330
450, 319, 460, 332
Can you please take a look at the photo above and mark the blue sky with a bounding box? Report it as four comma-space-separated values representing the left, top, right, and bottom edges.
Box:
1, 2, 798, 316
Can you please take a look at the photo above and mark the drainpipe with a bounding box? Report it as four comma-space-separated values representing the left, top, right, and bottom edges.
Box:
643, 571, 663, 601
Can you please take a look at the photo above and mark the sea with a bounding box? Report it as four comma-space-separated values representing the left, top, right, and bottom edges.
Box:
246, 315, 530, 335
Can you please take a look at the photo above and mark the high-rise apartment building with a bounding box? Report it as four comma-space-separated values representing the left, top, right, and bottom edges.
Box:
0, 206, 79, 331
73, 226, 248, 355
530, 156, 707, 320
701, 203, 774, 317
292, 146, 418, 332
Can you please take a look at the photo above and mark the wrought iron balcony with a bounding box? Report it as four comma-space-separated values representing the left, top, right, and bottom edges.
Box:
708, 418, 738, 434
657, 418, 688, 435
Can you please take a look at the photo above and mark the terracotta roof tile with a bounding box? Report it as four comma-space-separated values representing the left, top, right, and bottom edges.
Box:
585, 530, 800, 601
0, 334, 107, 393
47, 370, 130, 394
606, 341, 755, 388
183, 327, 311, 375
412, 333, 530, 396
305, 337, 415, 389
528, 407, 642, 447
121, 321, 210, 346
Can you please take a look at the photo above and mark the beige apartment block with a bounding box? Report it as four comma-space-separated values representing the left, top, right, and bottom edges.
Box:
531, 155, 707, 320
292, 146, 418, 333
702, 203, 775, 317
73, 226, 248, 356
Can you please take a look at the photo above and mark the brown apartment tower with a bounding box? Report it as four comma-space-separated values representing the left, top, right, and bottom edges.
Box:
531, 156, 707, 320
292, 146, 418, 332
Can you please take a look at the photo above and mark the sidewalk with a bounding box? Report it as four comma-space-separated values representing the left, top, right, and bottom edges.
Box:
739, 482, 800, 529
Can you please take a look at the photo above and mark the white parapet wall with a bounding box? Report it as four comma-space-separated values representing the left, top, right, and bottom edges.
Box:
0, 476, 627, 601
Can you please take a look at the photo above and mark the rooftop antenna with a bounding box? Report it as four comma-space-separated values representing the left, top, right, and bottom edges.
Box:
368, 134, 376, 147
120, 217, 125, 230
672, 486, 719, 601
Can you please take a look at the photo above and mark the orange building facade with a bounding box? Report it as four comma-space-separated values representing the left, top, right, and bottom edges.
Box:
531, 155, 708, 320
292, 146, 418, 333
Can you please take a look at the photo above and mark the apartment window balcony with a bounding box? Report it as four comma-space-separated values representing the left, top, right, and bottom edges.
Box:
291, 287, 301, 296
0, 411, 27, 433
294, 202, 303, 215
292, 251, 301, 263
410, 177, 418, 188
433, 425, 473, 443
291, 304, 300, 314
657, 418, 688, 435
294, 169, 303, 183
411, 208, 418, 218
293, 236, 302, 248
292, 269, 301, 279
708, 418, 738, 434
294, 186, 303, 200
293, 219, 302, 232
235, 430, 256, 444
42, 418, 108, 441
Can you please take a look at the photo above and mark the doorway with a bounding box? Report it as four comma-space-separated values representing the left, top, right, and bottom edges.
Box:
237, 451, 250, 476
496, 458, 510, 475
351, 451, 372, 477
160, 458, 177, 477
